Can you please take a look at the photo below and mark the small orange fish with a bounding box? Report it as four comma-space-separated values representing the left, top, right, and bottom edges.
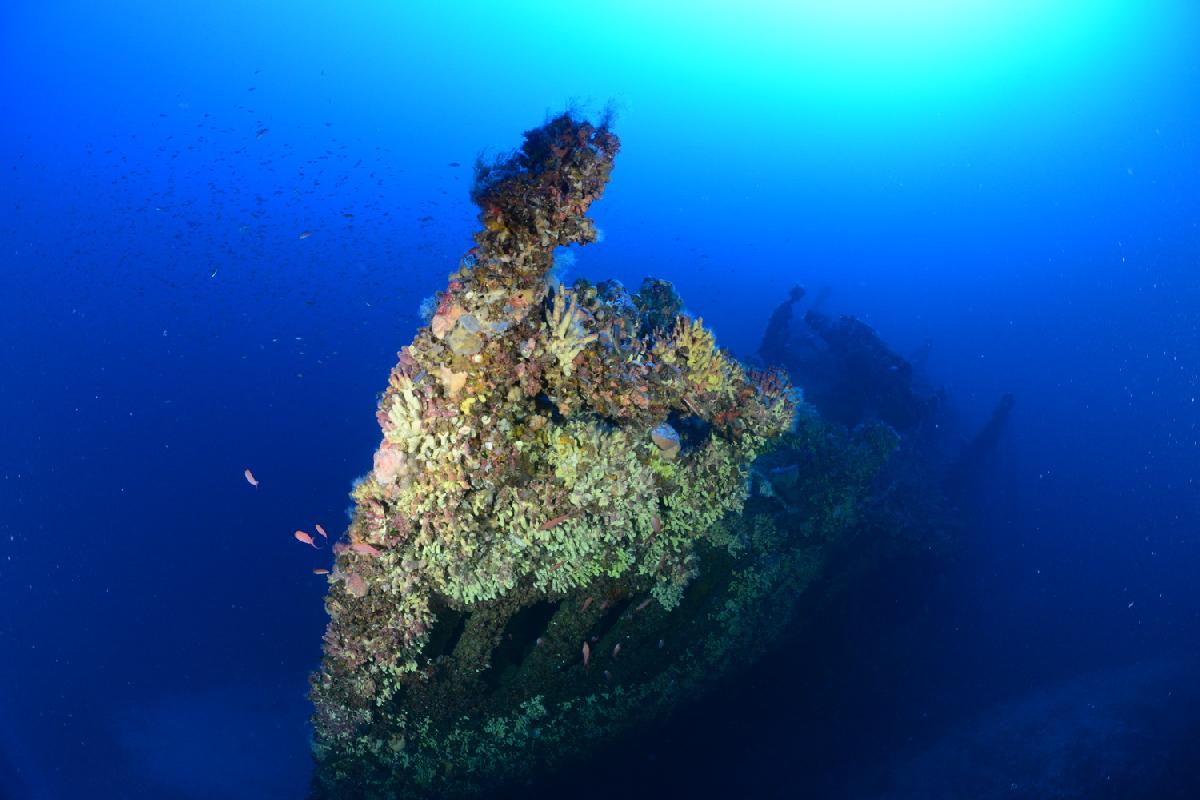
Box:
294, 530, 320, 548
244, 468, 259, 487
312, 568, 330, 575
315, 523, 328, 539
580, 596, 594, 612
582, 641, 590, 669
350, 542, 380, 556
539, 513, 571, 531
298, 230, 313, 240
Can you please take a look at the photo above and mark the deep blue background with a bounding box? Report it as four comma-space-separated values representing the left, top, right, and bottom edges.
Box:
2, 2, 1198, 798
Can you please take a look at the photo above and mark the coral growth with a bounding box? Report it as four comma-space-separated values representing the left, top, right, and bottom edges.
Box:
309, 114, 802, 797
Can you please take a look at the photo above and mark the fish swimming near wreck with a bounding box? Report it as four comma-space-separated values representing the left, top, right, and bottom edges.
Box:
295, 530, 321, 548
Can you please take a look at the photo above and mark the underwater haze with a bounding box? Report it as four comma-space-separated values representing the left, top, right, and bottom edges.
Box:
2, 1, 1199, 798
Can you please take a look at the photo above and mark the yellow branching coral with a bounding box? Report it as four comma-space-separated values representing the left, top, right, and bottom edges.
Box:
383, 376, 423, 450
654, 316, 740, 398
545, 288, 598, 376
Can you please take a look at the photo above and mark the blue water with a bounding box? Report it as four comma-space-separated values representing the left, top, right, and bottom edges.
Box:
2, 2, 1198, 798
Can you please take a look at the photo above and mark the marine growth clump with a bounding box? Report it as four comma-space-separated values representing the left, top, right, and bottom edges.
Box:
310, 113, 812, 797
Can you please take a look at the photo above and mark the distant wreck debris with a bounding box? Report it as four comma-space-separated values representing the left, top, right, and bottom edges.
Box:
946, 391, 1016, 504
757, 284, 1015, 526
758, 287, 940, 432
